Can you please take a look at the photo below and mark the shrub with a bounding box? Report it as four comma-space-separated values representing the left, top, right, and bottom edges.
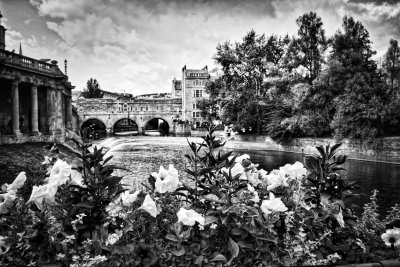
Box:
0, 126, 399, 266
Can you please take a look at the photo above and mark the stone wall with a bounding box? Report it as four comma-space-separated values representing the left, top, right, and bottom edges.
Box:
227, 135, 400, 164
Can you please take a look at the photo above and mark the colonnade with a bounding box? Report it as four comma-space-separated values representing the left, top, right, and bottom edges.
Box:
10, 81, 73, 136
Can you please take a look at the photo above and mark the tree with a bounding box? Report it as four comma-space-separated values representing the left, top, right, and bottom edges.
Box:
81, 78, 104, 98
330, 16, 376, 74
330, 73, 390, 140
197, 79, 223, 122
295, 12, 328, 84
383, 39, 400, 90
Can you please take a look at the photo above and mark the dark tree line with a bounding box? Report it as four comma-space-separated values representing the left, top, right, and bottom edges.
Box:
81, 78, 104, 98
198, 12, 400, 142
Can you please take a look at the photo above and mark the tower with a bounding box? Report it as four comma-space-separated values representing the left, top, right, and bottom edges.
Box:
0, 11, 6, 50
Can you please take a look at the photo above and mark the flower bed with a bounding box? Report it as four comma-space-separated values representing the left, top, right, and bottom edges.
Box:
0, 127, 399, 266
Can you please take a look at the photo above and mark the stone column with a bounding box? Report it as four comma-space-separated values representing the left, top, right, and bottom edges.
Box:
65, 95, 73, 130
47, 87, 56, 134
31, 84, 39, 135
56, 89, 64, 133
138, 127, 144, 135
12, 81, 21, 136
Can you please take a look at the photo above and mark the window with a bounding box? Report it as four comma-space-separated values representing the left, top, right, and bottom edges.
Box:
146, 106, 148, 111
193, 90, 202, 98
192, 111, 201, 118
193, 103, 196, 109
186, 81, 191, 86
141, 107, 143, 111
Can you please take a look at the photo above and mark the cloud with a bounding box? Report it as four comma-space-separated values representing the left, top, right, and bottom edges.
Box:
18, 0, 400, 95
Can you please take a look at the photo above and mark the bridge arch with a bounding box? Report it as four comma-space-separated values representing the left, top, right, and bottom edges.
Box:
144, 117, 170, 136
80, 118, 107, 139
113, 118, 139, 136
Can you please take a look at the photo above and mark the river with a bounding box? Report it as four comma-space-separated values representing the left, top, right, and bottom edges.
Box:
98, 136, 400, 215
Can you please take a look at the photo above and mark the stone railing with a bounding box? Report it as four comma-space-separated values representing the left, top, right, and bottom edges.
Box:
0, 49, 64, 76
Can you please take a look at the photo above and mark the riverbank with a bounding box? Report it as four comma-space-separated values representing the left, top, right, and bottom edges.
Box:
221, 134, 400, 165
0, 142, 78, 185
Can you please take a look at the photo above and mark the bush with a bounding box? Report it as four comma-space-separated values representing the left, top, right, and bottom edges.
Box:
0, 126, 399, 266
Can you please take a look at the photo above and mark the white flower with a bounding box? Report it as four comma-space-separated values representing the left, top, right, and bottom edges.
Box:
334, 208, 345, 227
154, 165, 179, 194
210, 223, 218, 229
48, 160, 73, 186
177, 207, 205, 226
260, 192, 288, 215
56, 253, 66, 260
246, 171, 262, 186
105, 200, 123, 216
221, 163, 246, 179
0, 235, 10, 255
0, 191, 16, 214
138, 194, 160, 217
381, 228, 400, 248
265, 171, 289, 191
247, 184, 260, 203
105, 233, 120, 246
7, 172, 26, 192
279, 162, 307, 180
41, 156, 52, 165
26, 183, 58, 210
258, 169, 268, 179
120, 190, 140, 206
68, 170, 86, 188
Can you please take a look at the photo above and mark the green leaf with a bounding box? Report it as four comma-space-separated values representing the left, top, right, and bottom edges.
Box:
210, 254, 227, 262
231, 228, 242, 235
329, 143, 342, 157
204, 216, 218, 225
304, 156, 320, 174
193, 255, 204, 265
335, 155, 347, 165
172, 247, 186, 257
312, 249, 324, 260
316, 146, 326, 160
228, 238, 240, 259
165, 234, 180, 242
237, 241, 254, 249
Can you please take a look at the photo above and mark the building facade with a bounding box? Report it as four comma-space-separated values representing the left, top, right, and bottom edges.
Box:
181, 65, 210, 126
0, 12, 75, 144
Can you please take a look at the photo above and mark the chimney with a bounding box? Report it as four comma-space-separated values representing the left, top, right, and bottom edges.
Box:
64, 59, 68, 76
19, 42, 22, 55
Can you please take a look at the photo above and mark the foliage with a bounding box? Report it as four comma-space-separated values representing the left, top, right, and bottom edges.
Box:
295, 11, 328, 84
1, 128, 400, 266
383, 39, 400, 91
200, 12, 400, 142
81, 78, 104, 99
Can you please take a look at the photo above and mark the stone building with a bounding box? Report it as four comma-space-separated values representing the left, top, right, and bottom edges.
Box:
180, 65, 210, 126
76, 93, 183, 136
0, 12, 75, 144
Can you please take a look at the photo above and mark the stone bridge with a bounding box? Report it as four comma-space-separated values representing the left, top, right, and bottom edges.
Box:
76, 97, 189, 135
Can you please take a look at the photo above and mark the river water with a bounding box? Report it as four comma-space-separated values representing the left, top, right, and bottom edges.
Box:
98, 136, 400, 215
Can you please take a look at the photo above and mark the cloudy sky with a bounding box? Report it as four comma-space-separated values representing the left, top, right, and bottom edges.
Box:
0, 0, 399, 95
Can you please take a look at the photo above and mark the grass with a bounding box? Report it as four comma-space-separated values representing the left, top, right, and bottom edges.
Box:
0, 142, 78, 186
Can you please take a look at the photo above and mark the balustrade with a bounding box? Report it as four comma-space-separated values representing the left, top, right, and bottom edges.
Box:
0, 49, 62, 75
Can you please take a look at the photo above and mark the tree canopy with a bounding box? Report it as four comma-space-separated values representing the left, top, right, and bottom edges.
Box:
81, 78, 104, 98
199, 12, 400, 142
